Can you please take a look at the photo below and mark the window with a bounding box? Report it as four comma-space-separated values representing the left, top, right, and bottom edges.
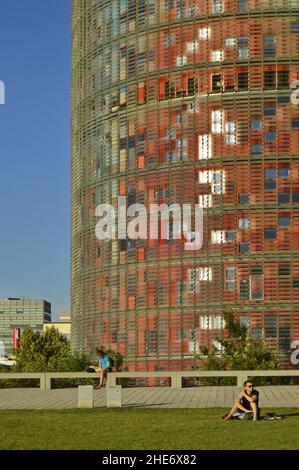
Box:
239, 193, 249, 204
265, 168, 276, 179
187, 101, 198, 113
251, 120, 263, 129
240, 279, 249, 299
199, 195, 212, 208
225, 122, 235, 133
212, 0, 223, 13
239, 218, 250, 229
238, 48, 248, 59
128, 47, 136, 75
176, 55, 187, 66
278, 167, 290, 177
119, 239, 127, 251
293, 193, 299, 203
211, 50, 223, 62
128, 239, 136, 249
239, 242, 249, 253
200, 316, 223, 330
250, 267, 264, 300
188, 330, 200, 353
225, 38, 236, 47
264, 229, 277, 240
199, 170, 210, 183
211, 230, 226, 244
165, 81, 175, 99
240, 315, 250, 328
291, 22, 299, 32
166, 151, 177, 162
237, 0, 248, 11
199, 169, 226, 194
187, 269, 199, 293
177, 138, 188, 160
278, 96, 290, 104
199, 27, 211, 40
265, 180, 276, 190
264, 108, 276, 116
279, 216, 290, 227
165, 0, 175, 9
251, 266, 263, 276
264, 71, 276, 89
225, 134, 236, 144
265, 131, 277, 142
177, 328, 188, 340
226, 267, 236, 291
278, 265, 290, 276
212, 74, 223, 92
187, 41, 199, 53
199, 267, 213, 281
251, 144, 263, 154
278, 70, 289, 89
188, 77, 198, 95
238, 36, 248, 59
292, 278, 299, 288
265, 315, 277, 339
292, 119, 299, 128
211, 109, 223, 134
252, 328, 264, 341
238, 36, 248, 48
164, 34, 176, 46
225, 122, 236, 144
166, 128, 176, 139
264, 34, 276, 45
211, 171, 225, 194
264, 35, 276, 57
238, 72, 248, 90
145, 331, 157, 353
198, 134, 212, 160
278, 193, 290, 203
226, 230, 236, 242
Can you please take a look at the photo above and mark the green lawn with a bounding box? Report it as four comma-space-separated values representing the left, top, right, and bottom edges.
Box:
0, 408, 298, 450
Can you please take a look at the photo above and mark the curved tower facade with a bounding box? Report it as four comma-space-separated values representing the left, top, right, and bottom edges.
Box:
72, 0, 299, 369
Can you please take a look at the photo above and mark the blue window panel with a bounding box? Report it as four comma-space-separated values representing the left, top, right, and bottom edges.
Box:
251, 144, 263, 154
264, 229, 277, 240
278, 193, 290, 203
239, 242, 249, 253
279, 216, 290, 227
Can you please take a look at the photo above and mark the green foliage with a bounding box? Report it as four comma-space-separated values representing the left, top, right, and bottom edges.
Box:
4, 327, 91, 388
13, 327, 75, 372
191, 311, 279, 385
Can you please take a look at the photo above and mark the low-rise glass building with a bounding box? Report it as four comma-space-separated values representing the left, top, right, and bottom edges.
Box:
0, 298, 51, 357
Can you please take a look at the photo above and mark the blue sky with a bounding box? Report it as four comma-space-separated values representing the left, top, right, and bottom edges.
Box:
0, 1, 71, 320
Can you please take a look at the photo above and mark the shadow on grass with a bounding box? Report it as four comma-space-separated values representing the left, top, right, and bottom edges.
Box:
279, 411, 299, 417
125, 403, 172, 408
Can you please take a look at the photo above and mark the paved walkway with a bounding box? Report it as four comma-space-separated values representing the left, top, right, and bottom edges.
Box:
0, 386, 298, 410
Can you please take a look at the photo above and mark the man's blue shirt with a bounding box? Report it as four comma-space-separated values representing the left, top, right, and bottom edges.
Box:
98, 355, 111, 368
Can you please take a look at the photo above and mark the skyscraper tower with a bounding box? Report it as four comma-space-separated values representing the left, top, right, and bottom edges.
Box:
72, 0, 299, 370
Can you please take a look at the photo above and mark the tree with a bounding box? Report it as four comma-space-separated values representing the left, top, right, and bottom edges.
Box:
192, 311, 278, 385
13, 327, 90, 373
